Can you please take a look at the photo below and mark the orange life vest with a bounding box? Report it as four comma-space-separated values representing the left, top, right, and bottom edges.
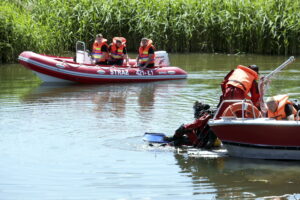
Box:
267, 95, 297, 120
110, 43, 125, 59
226, 65, 258, 95
92, 39, 108, 62
138, 40, 155, 65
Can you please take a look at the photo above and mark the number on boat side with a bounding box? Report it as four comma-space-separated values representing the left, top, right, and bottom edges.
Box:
136, 70, 154, 76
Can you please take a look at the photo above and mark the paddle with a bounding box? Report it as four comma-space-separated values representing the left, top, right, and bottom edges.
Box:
258, 56, 295, 114
143, 132, 170, 144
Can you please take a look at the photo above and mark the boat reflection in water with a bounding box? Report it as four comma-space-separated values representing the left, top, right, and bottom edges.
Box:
21, 80, 187, 119
174, 153, 300, 199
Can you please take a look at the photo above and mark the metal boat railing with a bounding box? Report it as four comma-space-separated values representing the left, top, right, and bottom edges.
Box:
213, 99, 259, 120
75, 41, 92, 64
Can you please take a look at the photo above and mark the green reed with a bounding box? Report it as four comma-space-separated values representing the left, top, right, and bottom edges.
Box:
1, 0, 300, 63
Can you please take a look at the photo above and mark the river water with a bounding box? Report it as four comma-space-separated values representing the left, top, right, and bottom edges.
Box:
0, 53, 300, 200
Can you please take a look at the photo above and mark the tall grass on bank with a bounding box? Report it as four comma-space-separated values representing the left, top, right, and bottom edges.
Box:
1, 0, 300, 63
0, 1, 62, 63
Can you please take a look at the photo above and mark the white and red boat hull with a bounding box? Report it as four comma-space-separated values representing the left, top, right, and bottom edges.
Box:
18, 51, 187, 83
209, 118, 300, 160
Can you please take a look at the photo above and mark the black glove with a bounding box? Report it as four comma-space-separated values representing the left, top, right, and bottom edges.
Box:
164, 136, 174, 142
175, 124, 186, 135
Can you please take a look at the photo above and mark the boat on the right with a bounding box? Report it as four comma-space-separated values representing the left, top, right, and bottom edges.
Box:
208, 100, 300, 160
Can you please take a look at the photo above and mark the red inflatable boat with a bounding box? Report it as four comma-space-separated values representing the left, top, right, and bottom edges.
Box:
18, 48, 187, 84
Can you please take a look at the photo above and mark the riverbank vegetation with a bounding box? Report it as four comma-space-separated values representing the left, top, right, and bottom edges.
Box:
1, 0, 300, 63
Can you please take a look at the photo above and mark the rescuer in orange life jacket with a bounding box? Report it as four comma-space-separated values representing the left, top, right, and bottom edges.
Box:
136, 38, 155, 69
164, 101, 221, 149
266, 94, 299, 120
108, 37, 129, 66
92, 34, 109, 65
217, 65, 261, 117
164, 65, 261, 148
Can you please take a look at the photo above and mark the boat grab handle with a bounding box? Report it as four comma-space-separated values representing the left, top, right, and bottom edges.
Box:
76, 41, 86, 52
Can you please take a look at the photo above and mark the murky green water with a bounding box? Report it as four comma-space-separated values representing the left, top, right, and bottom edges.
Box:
1, 53, 300, 200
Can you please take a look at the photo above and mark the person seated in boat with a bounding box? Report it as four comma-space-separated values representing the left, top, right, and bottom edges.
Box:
92, 34, 109, 65
108, 37, 129, 66
136, 38, 155, 69
266, 94, 298, 120
217, 65, 260, 117
165, 101, 221, 149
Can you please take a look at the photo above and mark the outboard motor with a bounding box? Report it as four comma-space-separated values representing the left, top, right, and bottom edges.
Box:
76, 41, 92, 64
154, 51, 170, 67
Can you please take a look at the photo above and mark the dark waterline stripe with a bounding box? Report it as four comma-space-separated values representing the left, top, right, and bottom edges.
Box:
223, 141, 300, 150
